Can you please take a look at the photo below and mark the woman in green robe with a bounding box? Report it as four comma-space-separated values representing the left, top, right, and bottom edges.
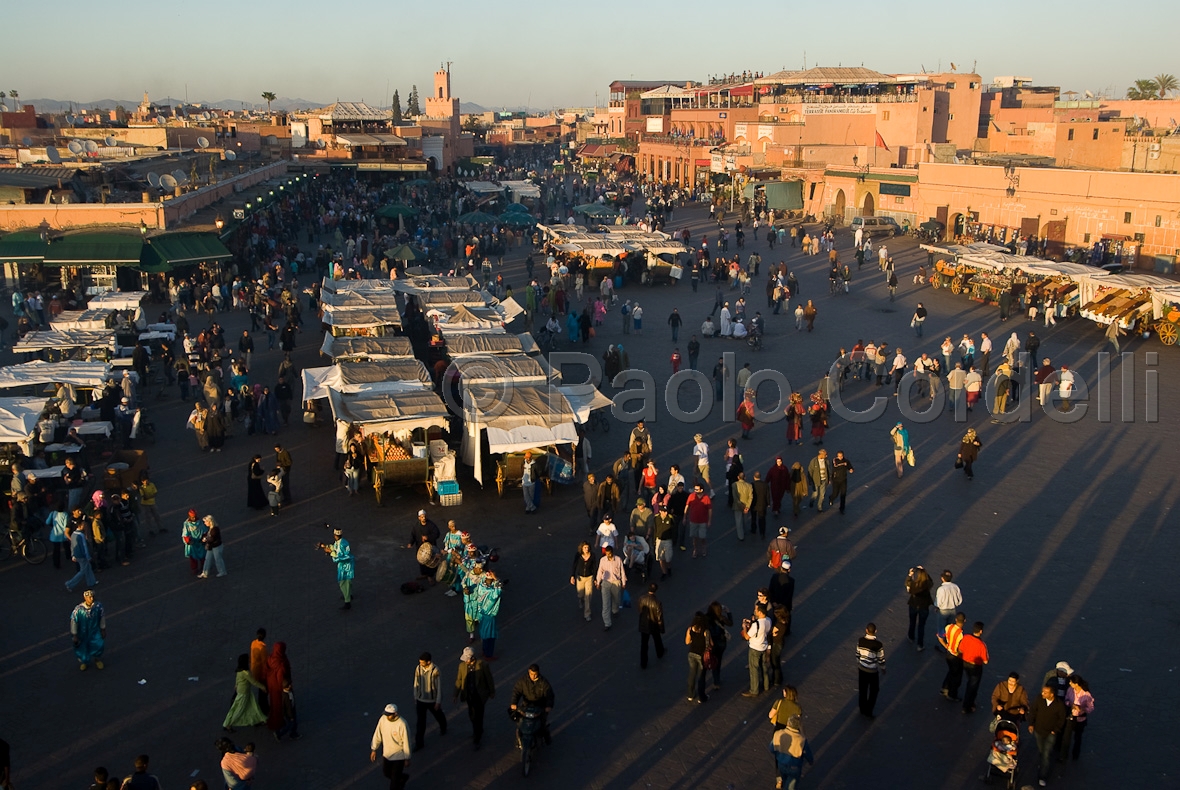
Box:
223, 653, 267, 731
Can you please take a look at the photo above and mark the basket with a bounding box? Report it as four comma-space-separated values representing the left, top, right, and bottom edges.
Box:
439, 492, 463, 506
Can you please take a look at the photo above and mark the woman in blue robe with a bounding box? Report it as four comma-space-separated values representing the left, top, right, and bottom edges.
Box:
477, 572, 503, 659
70, 590, 105, 670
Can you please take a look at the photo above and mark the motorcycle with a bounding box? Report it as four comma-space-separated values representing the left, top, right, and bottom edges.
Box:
511, 705, 544, 776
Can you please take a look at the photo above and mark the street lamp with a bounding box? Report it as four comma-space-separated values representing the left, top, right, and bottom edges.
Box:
139, 220, 148, 237
214, 215, 225, 231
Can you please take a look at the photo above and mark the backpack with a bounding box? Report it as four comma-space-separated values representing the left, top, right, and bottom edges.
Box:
769, 547, 784, 571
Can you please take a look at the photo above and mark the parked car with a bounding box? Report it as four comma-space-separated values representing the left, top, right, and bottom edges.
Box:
850, 216, 901, 239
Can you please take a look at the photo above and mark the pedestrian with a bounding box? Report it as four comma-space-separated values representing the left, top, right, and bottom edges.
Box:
905, 565, 933, 651
687, 335, 700, 370
1027, 684, 1067, 787
806, 449, 831, 511
957, 428, 982, 480
767, 604, 789, 687
794, 303, 804, 331
369, 703, 411, 790
223, 654, 267, 731
768, 685, 802, 732
938, 613, 966, 702
789, 462, 808, 519
637, 582, 666, 669
890, 422, 912, 478
595, 513, 619, 554
570, 542, 598, 622
685, 613, 712, 704
216, 738, 257, 789
199, 515, 227, 578
1060, 675, 1094, 761
412, 652, 448, 751
803, 300, 817, 332
63, 521, 96, 592
275, 444, 293, 504
684, 482, 712, 558
766, 456, 790, 515
246, 455, 267, 510
595, 544, 626, 631
582, 473, 600, 528
702, 601, 733, 690
991, 671, 1030, 721
912, 303, 927, 337
855, 622, 886, 718
69, 589, 106, 671
653, 503, 677, 579
1105, 320, 1123, 353
670, 348, 681, 373
453, 646, 495, 750
475, 570, 502, 659
750, 470, 769, 538
119, 756, 162, 790
320, 525, 355, 610
265, 641, 293, 740
138, 471, 162, 536
935, 570, 962, 623
830, 451, 854, 514
521, 450, 539, 513
46, 501, 69, 570
732, 471, 752, 540
182, 509, 207, 575
770, 715, 814, 790
667, 308, 682, 341
692, 434, 710, 485
741, 603, 772, 697
958, 621, 990, 713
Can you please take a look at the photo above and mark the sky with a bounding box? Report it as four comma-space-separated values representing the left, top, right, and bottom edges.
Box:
3, 0, 1177, 110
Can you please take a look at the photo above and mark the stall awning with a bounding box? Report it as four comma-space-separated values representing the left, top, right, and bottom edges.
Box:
0, 232, 49, 263
143, 233, 232, 267
390, 275, 478, 294
42, 233, 143, 266
319, 335, 413, 360
321, 277, 399, 294
320, 291, 402, 309
51, 309, 113, 330
0, 360, 113, 389
427, 304, 504, 333
413, 290, 491, 306
13, 330, 116, 354
484, 423, 580, 454
0, 396, 51, 451
327, 389, 450, 436
444, 333, 531, 357
321, 307, 403, 329
450, 354, 549, 385
87, 291, 148, 310
302, 359, 432, 400
557, 386, 614, 423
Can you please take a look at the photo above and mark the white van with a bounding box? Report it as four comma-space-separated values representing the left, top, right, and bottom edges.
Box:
850, 216, 900, 239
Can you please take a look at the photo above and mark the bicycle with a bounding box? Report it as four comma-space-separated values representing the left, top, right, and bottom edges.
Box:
588, 408, 610, 433
1, 525, 47, 564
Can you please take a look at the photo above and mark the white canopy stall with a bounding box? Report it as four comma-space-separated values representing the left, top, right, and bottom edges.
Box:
51, 309, 114, 330
443, 333, 537, 357
88, 291, 149, 311
319, 335, 414, 360
13, 330, 117, 359
302, 359, 432, 400
321, 307, 403, 337
319, 291, 402, 310
427, 304, 506, 334
0, 396, 52, 456
0, 360, 117, 389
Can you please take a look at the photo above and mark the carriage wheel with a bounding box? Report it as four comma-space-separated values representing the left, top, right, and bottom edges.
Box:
373, 471, 383, 505
1158, 320, 1178, 346
931, 277, 940, 289
950, 277, 963, 295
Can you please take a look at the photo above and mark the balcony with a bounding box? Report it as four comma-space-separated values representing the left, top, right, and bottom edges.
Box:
759, 92, 919, 105
639, 134, 720, 147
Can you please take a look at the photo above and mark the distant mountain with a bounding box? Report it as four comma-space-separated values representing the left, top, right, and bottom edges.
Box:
16, 96, 554, 116
209, 97, 327, 112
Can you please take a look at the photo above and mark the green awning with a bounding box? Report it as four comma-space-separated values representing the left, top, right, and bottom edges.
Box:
742, 180, 803, 210
143, 233, 232, 267
0, 232, 49, 263
42, 233, 144, 267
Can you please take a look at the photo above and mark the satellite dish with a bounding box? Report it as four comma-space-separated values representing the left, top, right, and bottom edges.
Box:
68, 141, 84, 154
84, 140, 99, 153
147, 172, 160, 187
201, 112, 211, 120
104, 135, 117, 147
949, 62, 957, 71
65, 114, 76, 125
46, 146, 62, 164
1084, 90, 1094, 99
196, 136, 210, 148
21, 136, 32, 147
160, 174, 178, 190
224, 150, 237, 161
317, 139, 327, 149
172, 168, 189, 185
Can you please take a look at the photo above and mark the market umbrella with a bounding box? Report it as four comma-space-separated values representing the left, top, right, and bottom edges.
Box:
386, 243, 419, 262
457, 210, 500, 226
498, 212, 535, 228
576, 203, 618, 218
504, 203, 530, 214
377, 204, 418, 219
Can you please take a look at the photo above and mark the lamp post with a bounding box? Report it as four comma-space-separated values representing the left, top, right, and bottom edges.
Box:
214, 215, 225, 232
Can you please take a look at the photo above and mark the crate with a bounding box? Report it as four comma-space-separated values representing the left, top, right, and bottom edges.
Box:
437, 480, 460, 496
439, 492, 463, 507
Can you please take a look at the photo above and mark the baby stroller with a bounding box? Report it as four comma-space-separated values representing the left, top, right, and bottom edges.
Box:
984, 718, 1020, 788
623, 534, 651, 584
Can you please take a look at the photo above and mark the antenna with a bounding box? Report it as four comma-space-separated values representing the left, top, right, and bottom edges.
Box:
147, 172, 160, 187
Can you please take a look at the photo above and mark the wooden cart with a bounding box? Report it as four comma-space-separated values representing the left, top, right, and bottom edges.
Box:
372, 458, 431, 504
494, 448, 554, 498
1154, 306, 1180, 346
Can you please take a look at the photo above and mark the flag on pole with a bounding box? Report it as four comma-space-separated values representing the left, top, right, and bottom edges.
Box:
875, 131, 890, 151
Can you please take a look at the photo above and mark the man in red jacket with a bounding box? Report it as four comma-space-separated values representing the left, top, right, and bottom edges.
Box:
684, 483, 712, 558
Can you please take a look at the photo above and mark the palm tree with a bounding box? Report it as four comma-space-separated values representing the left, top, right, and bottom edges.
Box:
1154, 73, 1178, 98
1126, 79, 1160, 100
8, 89, 18, 108
261, 91, 277, 115
0, 92, 6, 110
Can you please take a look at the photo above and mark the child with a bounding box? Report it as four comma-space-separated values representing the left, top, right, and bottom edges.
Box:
277, 680, 300, 740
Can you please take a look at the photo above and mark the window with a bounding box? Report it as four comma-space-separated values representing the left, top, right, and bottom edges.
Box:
949, 113, 955, 120
1134, 233, 1146, 243
1083, 233, 1091, 243
1156, 215, 1163, 227
1093, 128, 1099, 140
947, 82, 957, 89
895, 196, 904, 204
1028, 129, 1035, 136
882, 111, 890, 121
1067, 128, 1074, 141
969, 82, 979, 89
1124, 212, 1132, 224
808, 183, 817, 199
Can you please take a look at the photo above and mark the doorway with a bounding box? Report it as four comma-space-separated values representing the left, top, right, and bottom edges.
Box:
834, 189, 846, 220
861, 192, 875, 217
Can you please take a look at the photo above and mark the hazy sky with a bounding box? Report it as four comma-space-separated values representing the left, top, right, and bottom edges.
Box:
4, 0, 1176, 109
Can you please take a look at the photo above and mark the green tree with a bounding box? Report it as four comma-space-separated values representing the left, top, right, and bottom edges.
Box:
1154, 73, 1178, 98
391, 89, 402, 124
407, 85, 421, 116
1127, 79, 1159, 100
0, 92, 7, 110
261, 91, 277, 114
8, 89, 18, 108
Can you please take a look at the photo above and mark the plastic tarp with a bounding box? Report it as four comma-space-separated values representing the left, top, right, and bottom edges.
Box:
88, 291, 148, 310
327, 388, 450, 436
0, 360, 114, 389
1018, 261, 1110, 278
450, 355, 549, 385
390, 275, 478, 294
320, 335, 413, 360
460, 383, 579, 484
465, 181, 506, 195
51, 309, 113, 330
495, 297, 524, 323
413, 290, 490, 306
0, 396, 50, 452
426, 305, 504, 333
321, 307, 403, 328
484, 423, 580, 454
302, 360, 431, 400
320, 291, 402, 309
320, 278, 398, 294
558, 386, 614, 423
444, 333, 530, 357
502, 180, 542, 199
13, 330, 116, 353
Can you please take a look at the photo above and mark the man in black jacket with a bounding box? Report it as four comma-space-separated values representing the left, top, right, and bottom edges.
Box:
1027, 684, 1068, 786
582, 472, 600, 528
637, 583, 666, 669
511, 664, 554, 745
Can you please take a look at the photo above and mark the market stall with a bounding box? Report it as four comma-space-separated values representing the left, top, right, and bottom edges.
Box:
321, 307, 403, 338
88, 291, 149, 311
51, 308, 115, 331
0, 360, 121, 390
426, 304, 507, 334
320, 277, 398, 295
327, 388, 453, 504
0, 396, 52, 459
319, 291, 402, 310
12, 330, 117, 361
302, 358, 433, 401
442, 333, 538, 357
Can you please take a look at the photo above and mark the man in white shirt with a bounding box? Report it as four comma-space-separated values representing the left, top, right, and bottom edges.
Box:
741, 603, 773, 697
978, 332, 993, 379
595, 514, 618, 553
666, 464, 685, 492
692, 434, 710, 485
947, 362, 967, 413
891, 349, 908, 395
935, 570, 963, 624
370, 703, 411, 787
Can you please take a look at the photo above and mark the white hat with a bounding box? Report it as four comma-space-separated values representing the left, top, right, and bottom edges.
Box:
1055, 661, 1073, 674
418, 509, 426, 516
460, 647, 474, 661
384, 703, 398, 715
